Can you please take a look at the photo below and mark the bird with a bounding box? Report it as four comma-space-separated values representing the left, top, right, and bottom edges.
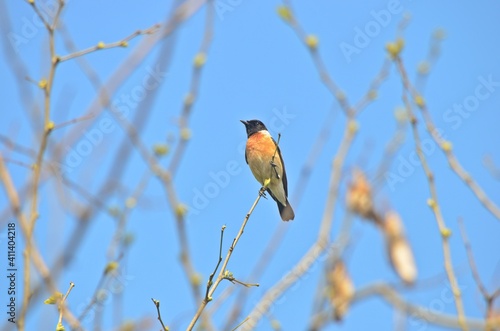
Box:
241, 119, 295, 221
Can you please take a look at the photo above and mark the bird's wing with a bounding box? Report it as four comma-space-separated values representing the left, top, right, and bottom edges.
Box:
272, 137, 288, 197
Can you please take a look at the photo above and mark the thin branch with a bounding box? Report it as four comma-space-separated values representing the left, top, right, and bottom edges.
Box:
151, 298, 169, 331
58, 24, 161, 62
227, 278, 259, 288
205, 226, 226, 299
186, 185, 268, 331
57, 282, 75, 330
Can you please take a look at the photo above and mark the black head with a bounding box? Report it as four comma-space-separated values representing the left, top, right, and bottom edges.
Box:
240, 119, 268, 137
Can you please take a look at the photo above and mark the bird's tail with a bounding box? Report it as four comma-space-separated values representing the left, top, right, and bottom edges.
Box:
277, 199, 295, 221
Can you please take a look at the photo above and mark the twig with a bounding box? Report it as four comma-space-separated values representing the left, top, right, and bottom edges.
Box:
227, 278, 259, 288
58, 25, 161, 62
151, 298, 169, 331
57, 282, 75, 330
186, 185, 268, 331
206, 226, 226, 299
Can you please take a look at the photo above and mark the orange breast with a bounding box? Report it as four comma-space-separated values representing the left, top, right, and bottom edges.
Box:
246, 131, 283, 183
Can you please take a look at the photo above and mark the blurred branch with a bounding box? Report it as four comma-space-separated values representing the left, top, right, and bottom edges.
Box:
458, 219, 500, 326
395, 55, 467, 330
307, 214, 354, 331
78, 261, 122, 322
482, 154, 500, 181
107, 170, 150, 260
0, 134, 36, 159
0, 154, 82, 330
372, 118, 407, 191
278, 1, 350, 114
168, 0, 214, 176
415, 29, 445, 92
353, 282, 497, 330
396, 54, 500, 221
0, 1, 36, 133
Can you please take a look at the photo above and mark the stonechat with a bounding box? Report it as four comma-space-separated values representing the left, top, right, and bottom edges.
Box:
241, 119, 295, 221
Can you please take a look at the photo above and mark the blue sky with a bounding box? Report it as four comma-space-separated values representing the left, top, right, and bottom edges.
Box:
1, 0, 499, 330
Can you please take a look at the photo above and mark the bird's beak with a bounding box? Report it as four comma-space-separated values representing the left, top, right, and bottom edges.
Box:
240, 120, 248, 126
